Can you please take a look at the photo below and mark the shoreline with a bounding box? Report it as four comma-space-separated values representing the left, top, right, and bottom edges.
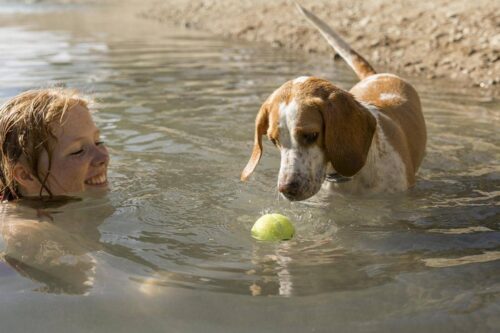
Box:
140, 0, 499, 98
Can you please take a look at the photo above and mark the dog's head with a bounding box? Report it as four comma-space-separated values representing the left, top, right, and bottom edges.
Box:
241, 77, 376, 201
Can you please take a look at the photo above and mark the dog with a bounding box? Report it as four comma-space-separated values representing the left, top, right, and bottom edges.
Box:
240, 4, 427, 201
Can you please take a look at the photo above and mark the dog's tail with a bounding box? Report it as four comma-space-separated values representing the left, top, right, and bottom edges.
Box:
295, 3, 376, 80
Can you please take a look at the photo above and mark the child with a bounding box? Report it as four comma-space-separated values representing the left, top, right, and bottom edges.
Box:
0, 88, 109, 201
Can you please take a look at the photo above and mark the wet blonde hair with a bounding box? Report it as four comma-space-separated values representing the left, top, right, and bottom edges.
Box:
0, 88, 89, 200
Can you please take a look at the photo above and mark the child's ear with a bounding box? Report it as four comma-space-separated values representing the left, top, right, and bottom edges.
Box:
13, 163, 41, 196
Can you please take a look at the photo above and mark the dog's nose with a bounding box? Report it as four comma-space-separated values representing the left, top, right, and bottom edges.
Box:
279, 180, 301, 197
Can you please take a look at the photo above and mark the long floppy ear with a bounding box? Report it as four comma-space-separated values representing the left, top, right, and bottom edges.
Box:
241, 103, 270, 181
322, 90, 376, 177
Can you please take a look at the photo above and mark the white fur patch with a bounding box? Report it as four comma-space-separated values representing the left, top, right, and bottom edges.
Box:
293, 76, 310, 84
368, 116, 408, 192
355, 73, 399, 90
278, 100, 298, 148
354, 74, 380, 90
379, 93, 406, 103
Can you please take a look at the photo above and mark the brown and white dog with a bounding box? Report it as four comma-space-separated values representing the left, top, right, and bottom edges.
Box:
241, 4, 427, 201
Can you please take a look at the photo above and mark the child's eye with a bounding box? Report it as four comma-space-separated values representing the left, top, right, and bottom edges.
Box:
70, 149, 84, 156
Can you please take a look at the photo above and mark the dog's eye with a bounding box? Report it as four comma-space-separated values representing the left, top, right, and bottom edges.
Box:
302, 132, 319, 144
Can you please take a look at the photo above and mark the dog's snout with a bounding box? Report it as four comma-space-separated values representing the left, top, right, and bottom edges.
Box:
279, 179, 301, 197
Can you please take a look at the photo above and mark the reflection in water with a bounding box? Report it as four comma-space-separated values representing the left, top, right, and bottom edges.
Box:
1, 196, 113, 294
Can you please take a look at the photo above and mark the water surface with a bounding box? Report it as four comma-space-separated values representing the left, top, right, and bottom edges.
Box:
0, 2, 499, 332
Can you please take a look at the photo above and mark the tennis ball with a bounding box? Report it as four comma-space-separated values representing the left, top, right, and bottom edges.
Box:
251, 214, 295, 241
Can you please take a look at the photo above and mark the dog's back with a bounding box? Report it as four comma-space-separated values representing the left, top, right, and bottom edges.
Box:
350, 74, 426, 174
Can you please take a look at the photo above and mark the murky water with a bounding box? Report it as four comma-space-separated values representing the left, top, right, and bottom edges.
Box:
0, 2, 499, 332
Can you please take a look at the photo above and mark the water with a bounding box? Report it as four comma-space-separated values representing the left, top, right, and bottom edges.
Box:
0, 2, 499, 332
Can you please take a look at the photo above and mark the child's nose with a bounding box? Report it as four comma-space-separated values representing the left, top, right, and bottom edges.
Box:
91, 146, 109, 167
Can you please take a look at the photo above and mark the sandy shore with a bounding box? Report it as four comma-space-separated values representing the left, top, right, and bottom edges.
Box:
140, 0, 499, 97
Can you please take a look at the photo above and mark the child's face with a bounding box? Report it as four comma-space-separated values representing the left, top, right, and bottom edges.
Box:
36, 104, 110, 196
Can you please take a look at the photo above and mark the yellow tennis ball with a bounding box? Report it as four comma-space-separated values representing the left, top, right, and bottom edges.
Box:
251, 214, 295, 241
